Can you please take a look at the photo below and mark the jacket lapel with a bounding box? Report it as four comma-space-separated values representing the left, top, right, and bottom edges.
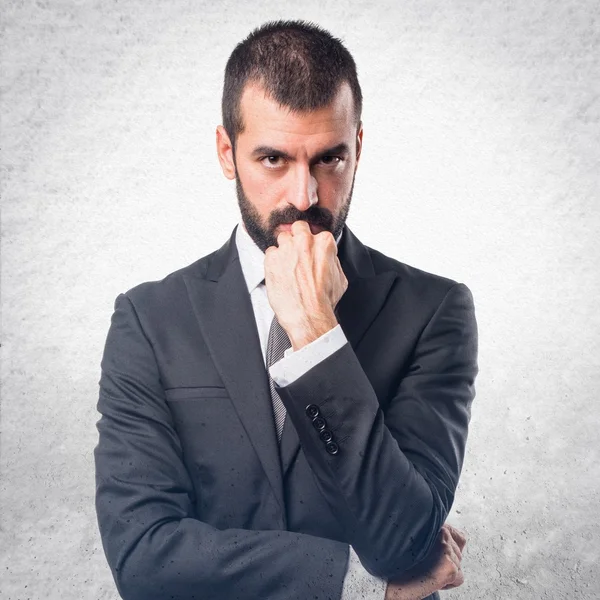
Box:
182, 224, 399, 524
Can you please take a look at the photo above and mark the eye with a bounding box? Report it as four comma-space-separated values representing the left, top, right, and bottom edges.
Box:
319, 156, 343, 166
260, 156, 285, 168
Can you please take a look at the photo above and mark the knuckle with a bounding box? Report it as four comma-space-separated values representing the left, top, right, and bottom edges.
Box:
445, 562, 459, 579
455, 571, 465, 586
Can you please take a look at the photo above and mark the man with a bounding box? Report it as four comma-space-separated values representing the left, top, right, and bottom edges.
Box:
94, 20, 478, 600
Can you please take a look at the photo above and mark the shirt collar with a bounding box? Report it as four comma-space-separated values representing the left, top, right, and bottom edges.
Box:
235, 218, 344, 294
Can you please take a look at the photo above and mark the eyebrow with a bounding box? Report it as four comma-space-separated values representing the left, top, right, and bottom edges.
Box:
251, 143, 351, 163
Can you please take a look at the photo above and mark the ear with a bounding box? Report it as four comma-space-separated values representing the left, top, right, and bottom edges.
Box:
354, 121, 363, 169
216, 125, 236, 180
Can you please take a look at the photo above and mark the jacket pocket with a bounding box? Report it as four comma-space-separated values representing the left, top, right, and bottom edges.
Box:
164, 386, 229, 401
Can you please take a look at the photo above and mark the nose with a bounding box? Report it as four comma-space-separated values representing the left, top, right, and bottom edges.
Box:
288, 164, 318, 211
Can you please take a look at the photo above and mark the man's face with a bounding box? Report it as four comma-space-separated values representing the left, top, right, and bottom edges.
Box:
217, 81, 363, 253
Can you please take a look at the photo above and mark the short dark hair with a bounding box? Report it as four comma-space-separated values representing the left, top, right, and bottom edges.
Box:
222, 20, 363, 151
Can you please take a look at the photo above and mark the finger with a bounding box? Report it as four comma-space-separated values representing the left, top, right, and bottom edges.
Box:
438, 560, 463, 590
442, 559, 464, 590
439, 528, 462, 587
290, 220, 312, 236
276, 230, 292, 243
440, 567, 465, 590
446, 523, 467, 548
443, 526, 463, 562
445, 523, 467, 552
442, 528, 461, 567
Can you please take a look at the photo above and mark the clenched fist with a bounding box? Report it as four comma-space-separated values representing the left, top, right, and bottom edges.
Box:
263, 220, 348, 350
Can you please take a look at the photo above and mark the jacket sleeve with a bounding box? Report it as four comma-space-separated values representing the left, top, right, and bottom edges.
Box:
273, 283, 479, 580
94, 293, 350, 600
269, 326, 388, 599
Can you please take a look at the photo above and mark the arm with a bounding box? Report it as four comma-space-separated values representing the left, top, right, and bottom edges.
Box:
94, 293, 350, 600
272, 283, 478, 580
271, 327, 388, 600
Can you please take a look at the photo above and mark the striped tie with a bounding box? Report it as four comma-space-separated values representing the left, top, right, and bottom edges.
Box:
265, 297, 292, 443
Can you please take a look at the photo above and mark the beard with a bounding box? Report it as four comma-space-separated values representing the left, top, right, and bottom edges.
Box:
235, 173, 355, 254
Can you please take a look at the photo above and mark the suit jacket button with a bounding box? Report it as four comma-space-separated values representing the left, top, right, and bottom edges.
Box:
325, 441, 339, 455
312, 416, 326, 431
305, 404, 320, 418
319, 429, 333, 443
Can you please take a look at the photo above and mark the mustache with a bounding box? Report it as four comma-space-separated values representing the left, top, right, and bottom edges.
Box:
269, 207, 332, 229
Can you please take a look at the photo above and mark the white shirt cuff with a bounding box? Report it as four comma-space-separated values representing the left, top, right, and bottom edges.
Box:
340, 545, 388, 599
268, 324, 347, 387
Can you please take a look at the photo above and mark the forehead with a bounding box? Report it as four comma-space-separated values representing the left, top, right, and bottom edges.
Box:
237, 81, 356, 147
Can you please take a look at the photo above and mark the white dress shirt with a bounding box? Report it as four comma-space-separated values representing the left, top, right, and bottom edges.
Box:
235, 220, 388, 600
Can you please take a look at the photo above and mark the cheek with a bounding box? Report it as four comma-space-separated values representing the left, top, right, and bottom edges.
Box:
241, 165, 280, 207
316, 169, 351, 205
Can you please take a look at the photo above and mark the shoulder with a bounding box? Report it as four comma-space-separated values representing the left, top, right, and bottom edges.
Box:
365, 244, 468, 302
363, 244, 477, 339
118, 251, 216, 312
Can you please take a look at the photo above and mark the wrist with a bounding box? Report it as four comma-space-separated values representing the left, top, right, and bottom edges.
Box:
287, 310, 338, 351
385, 579, 432, 600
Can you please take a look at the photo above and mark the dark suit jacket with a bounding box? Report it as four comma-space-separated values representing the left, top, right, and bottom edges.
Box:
94, 223, 478, 600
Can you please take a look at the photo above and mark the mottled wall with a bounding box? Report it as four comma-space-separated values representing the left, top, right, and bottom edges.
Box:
1, 1, 598, 598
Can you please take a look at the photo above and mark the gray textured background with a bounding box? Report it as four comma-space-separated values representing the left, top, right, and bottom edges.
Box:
2, 1, 599, 598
